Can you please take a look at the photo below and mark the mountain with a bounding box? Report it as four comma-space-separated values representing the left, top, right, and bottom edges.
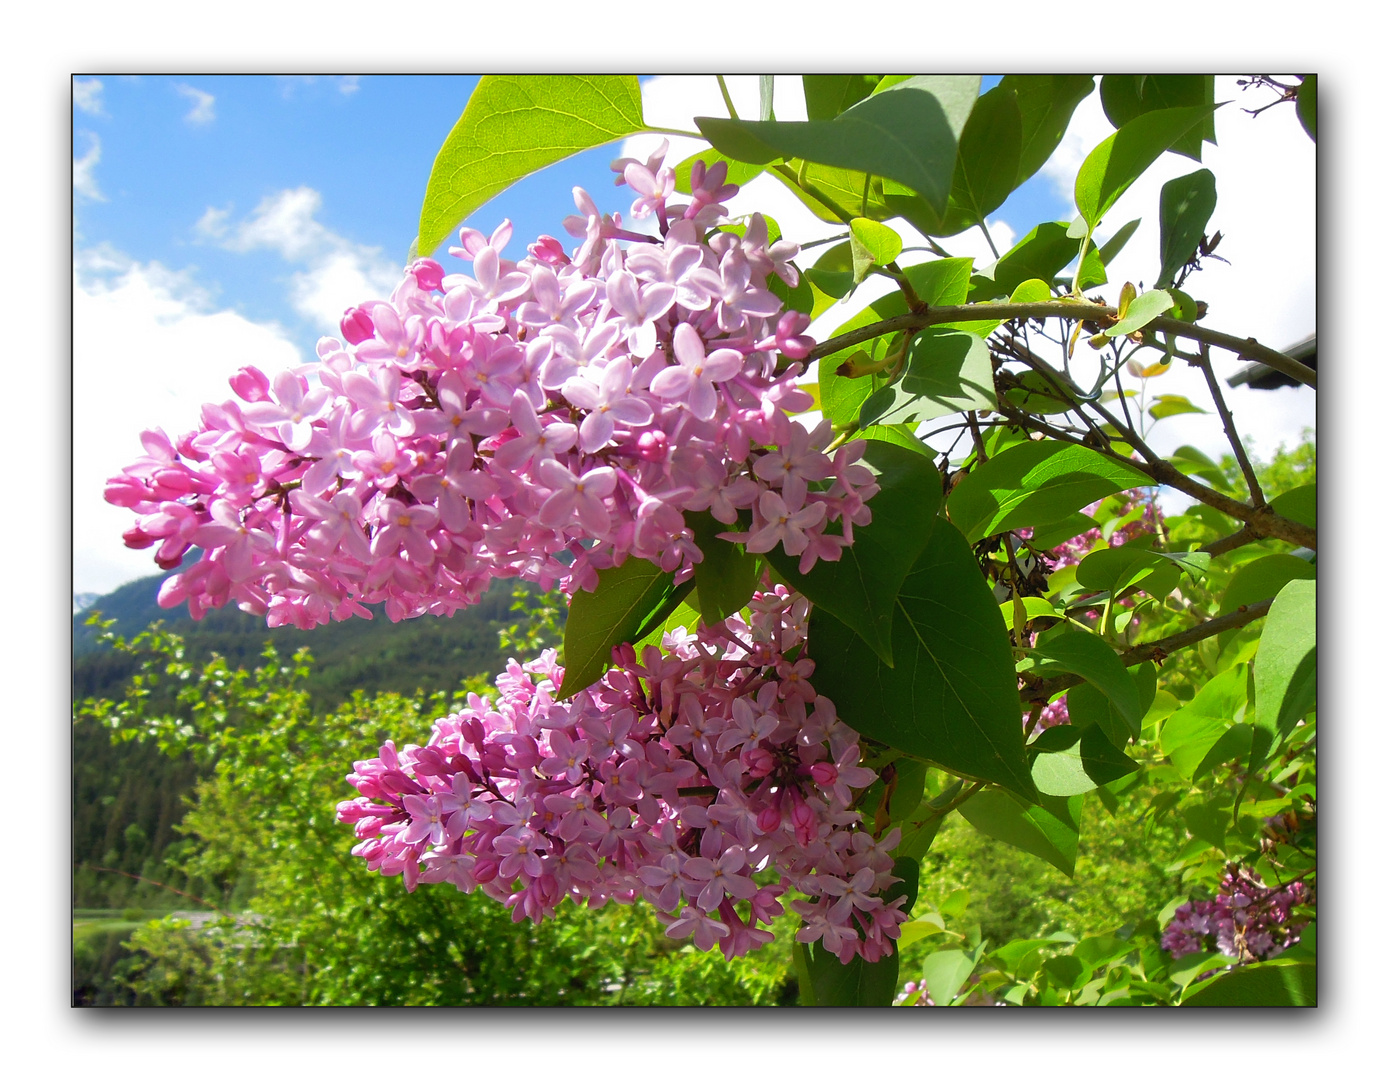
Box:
73, 560, 553, 709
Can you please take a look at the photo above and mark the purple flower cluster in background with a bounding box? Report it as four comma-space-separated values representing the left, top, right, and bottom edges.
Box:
1162, 865, 1310, 963
106, 145, 877, 629
336, 586, 909, 964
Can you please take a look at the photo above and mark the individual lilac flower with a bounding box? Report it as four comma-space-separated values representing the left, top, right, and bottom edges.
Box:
637, 853, 687, 911
561, 359, 654, 453
744, 490, 827, 557
491, 393, 578, 472
664, 907, 729, 952
536, 459, 618, 536
411, 442, 498, 534
240, 369, 332, 452
605, 270, 676, 359
649, 322, 744, 421
752, 418, 836, 507
289, 488, 374, 562
343, 366, 415, 439
683, 845, 758, 912
371, 499, 440, 565
624, 159, 675, 220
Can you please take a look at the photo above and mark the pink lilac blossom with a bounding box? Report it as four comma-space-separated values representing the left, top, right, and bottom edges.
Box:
335, 585, 909, 964
1161, 865, 1310, 965
106, 148, 876, 629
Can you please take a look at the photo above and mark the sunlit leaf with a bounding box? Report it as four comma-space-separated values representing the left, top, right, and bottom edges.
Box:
419, 76, 645, 257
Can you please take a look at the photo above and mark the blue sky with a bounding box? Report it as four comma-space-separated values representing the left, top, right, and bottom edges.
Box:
73, 74, 1314, 596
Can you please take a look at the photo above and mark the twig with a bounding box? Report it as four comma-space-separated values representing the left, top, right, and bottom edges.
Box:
1196, 342, 1265, 507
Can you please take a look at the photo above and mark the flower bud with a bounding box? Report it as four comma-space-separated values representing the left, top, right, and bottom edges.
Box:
340, 305, 376, 345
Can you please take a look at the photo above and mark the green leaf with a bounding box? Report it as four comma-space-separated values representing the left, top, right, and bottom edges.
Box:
861, 424, 931, 456
777, 159, 890, 223
808, 519, 1036, 798
1042, 953, 1090, 992
1100, 75, 1217, 161
800, 940, 900, 1006
886, 856, 921, 913
1031, 631, 1144, 733
1268, 483, 1316, 530
1030, 726, 1134, 796
849, 218, 902, 281
806, 239, 856, 299
1096, 218, 1142, 266
1067, 662, 1157, 749
765, 442, 942, 665
1075, 105, 1220, 228
1010, 278, 1053, 304
1169, 444, 1234, 491
1074, 543, 1175, 599
1029, 512, 1098, 550
1148, 393, 1207, 420
947, 441, 1151, 544
975, 221, 1079, 299
1252, 580, 1316, 766
632, 596, 702, 653
919, 945, 985, 1005
901, 257, 975, 308
897, 915, 947, 948
817, 259, 972, 426
1157, 169, 1218, 287
945, 83, 1023, 231
697, 76, 980, 215
672, 148, 767, 194
894, 779, 965, 860
1219, 554, 1318, 619
858, 328, 995, 428
687, 513, 759, 628
999, 596, 1061, 626
759, 75, 775, 121
1003, 75, 1096, 187
1002, 371, 1074, 416
1105, 288, 1174, 337
1159, 666, 1248, 779
958, 788, 1082, 875
803, 75, 880, 121
1180, 959, 1316, 1006
1182, 799, 1231, 849
1296, 76, 1316, 142
558, 558, 688, 699
418, 76, 645, 257
816, 293, 909, 425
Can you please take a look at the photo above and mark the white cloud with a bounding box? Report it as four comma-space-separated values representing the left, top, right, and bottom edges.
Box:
197, 186, 402, 327
200, 187, 401, 325
73, 77, 104, 116
73, 131, 103, 201
73, 246, 304, 595
175, 82, 216, 125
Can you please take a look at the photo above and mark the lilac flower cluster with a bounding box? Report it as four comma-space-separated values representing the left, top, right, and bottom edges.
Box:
1162, 866, 1309, 963
335, 586, 909, 964
106, 146, 876, 628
